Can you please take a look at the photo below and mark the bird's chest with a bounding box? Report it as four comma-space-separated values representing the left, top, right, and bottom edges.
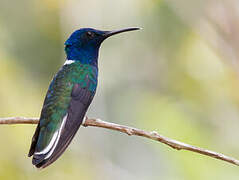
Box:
68, 63, 98, 92
55, 62, 98, 93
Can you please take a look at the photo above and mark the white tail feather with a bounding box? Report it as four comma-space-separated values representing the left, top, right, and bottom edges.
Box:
34, 114, 68, 159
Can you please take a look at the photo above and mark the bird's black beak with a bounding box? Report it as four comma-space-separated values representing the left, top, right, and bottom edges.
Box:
103, 27, 141, 39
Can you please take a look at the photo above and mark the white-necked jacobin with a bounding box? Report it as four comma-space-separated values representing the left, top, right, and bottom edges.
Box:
28, 27, 140, 168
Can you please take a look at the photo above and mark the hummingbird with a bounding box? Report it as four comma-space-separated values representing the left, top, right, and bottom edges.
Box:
28, 27, 140, 168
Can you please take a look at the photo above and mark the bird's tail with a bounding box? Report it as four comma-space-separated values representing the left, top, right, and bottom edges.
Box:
28, 114, 85, 169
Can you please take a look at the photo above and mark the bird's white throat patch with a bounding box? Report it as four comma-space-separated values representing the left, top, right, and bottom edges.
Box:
64, 60, 75, 65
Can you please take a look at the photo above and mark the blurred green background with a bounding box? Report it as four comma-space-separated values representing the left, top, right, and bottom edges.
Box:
1, 0, 239, 179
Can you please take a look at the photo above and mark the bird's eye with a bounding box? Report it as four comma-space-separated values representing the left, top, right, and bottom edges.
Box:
86, 31, 94, 38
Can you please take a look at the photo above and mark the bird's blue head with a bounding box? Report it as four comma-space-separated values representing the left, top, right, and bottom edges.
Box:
64, 27, 140, 66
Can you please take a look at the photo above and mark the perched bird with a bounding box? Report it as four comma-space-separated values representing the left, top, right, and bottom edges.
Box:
28, 27, 140, 168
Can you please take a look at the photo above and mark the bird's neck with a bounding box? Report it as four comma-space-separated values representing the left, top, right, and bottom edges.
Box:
65, 45, 99, 67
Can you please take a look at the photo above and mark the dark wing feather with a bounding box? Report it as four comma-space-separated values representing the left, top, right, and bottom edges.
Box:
28, 123, 41, 157
31, 84, 95, 168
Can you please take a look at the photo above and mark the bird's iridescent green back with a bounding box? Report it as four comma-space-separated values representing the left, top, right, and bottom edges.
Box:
36, 61, 98, 152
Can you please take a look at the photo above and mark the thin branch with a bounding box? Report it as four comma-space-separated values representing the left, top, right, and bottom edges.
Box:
0, 117, 239, 166
0, 117, 39, 124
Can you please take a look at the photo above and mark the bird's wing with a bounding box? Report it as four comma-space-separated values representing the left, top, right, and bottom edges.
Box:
28, 64, 96, 168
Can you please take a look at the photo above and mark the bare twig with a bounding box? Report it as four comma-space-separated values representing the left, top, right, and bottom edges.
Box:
0, 117, 239, 166
0, 117, 39, 124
